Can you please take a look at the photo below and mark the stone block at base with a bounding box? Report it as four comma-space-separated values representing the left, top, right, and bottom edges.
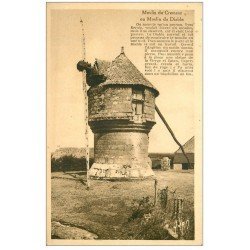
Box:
89, 163, 155, 180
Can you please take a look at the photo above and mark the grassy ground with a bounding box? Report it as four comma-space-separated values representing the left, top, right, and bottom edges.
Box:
51, 170, 194, 240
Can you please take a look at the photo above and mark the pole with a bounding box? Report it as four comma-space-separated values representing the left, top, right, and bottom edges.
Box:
80, 18, 90, 190
155, 105, 191, 169
154, 179, 158, 206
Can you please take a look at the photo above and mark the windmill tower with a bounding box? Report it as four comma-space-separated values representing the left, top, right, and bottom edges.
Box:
77, 48, 159, 179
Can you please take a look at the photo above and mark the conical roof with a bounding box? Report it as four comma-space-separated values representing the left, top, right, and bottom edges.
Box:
98, 50, 159, 96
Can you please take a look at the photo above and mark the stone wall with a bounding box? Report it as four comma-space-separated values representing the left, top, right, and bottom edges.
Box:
88, 86, 156, 122
88, 86, 132, 121
88, 85, 157, 179
144, 88, 156, 122
173, 164, 183, 170
94, 131, 149, 167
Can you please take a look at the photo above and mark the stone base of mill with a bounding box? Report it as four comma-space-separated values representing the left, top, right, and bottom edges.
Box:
89, 163, 155, 180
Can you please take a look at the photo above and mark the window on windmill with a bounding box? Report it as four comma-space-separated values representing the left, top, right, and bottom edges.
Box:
135, 102, 143, 115
132, 88, 144, 115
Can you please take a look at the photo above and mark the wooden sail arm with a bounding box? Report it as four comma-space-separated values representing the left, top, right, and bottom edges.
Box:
155, 105, 191, 168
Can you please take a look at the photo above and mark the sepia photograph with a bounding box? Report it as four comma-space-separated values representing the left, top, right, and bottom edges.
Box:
46, 2, 202, 245
3, 1, 250, 250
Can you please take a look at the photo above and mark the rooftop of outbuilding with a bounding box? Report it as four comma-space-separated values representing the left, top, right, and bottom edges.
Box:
175, 136, 195, 154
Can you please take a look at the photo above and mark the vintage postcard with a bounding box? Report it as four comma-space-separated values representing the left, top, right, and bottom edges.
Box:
47, 2, 202, 245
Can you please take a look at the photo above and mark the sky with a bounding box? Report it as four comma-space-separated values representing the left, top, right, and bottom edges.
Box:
47, 8, 195, 153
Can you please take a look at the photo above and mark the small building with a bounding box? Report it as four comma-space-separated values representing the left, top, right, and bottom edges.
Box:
173, 137, 194, 170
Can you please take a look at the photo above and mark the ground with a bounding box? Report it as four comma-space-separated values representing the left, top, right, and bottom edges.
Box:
51, 170, 194, 240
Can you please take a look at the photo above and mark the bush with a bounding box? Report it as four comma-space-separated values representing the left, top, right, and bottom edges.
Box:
124, 189, 194, 240
128, 197, 154, 221
51, 155, 94, 172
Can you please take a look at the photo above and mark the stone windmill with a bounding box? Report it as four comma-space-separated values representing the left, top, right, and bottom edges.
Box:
77, 48, 159, 179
